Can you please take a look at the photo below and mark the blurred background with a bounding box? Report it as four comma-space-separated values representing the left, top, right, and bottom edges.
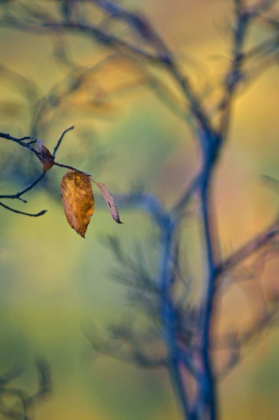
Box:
1, 0, 279, 419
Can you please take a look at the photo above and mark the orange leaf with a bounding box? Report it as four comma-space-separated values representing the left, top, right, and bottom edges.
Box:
61, 170, 94, 238
38, 141, 54, 171
94, 181, 122, 224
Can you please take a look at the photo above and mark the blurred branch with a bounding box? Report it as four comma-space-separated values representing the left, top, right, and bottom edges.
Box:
86, 324, 167, 369
217, 305, 279, 378
217, 219, 279, 274
218, 0, 250, 137
0, 0, 215, 138
156, 214, 192, 418
1, 1, 279, 419
248, 0, 278, 16
0, 360, 51, 420
173, 173, 201, 216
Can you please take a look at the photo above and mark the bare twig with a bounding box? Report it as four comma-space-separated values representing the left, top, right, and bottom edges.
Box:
0, 126, 86, 216
1, 1, 279, 419
52, 125, 74, 158
0, 172, 46, 203
0, 201, 47, 217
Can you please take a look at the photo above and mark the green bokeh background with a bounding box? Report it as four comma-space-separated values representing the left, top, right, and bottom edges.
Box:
1, 1, 279, 419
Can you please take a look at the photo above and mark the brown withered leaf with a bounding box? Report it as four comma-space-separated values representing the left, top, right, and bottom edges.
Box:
94, 181, 122, 224
61, 170, 94, 238
38, 140, 54, 171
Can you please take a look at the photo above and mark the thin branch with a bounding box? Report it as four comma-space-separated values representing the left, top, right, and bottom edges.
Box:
0, 2, 215, 138
0, 127, 80, 216
0, 366, 22, 387
89, 0, 170, 56
0, 360, 51, 420
0, 132, 39, 157
217, 220, 279, 274
42, 21, 160, 60
248, 0, 278, 17
0, 172, 46, 203
86, 328, 167, 369
245, 35, 279, 60
217, 306, 279, 378
52, 125, 74, 158
115, 191, 166, 224
1, 2, 278, 419
0, 202, 47, 217
51, 160, 91, 175
173, 173, 201, 216
218, 0, 250, 137
156, 215, 191, 418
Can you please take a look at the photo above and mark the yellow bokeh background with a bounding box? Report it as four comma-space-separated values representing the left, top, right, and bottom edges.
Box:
1, 1, 279, 419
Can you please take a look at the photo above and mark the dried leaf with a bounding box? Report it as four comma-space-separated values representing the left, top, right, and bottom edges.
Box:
61, 170, 94, 237
38, 140, 54, 171
94, 181, 122, 224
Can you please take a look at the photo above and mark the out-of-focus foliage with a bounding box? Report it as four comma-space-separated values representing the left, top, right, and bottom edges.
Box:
1, 0, 279, 419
